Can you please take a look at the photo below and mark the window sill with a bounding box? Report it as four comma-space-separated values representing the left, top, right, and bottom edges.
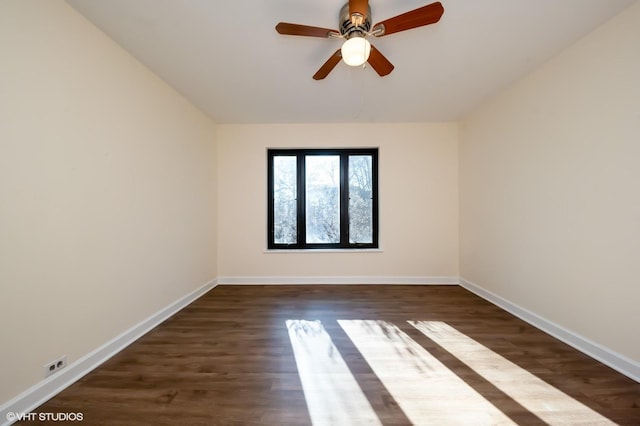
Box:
264, 248, 383, 254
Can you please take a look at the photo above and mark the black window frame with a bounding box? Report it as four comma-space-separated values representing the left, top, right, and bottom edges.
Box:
268, 148, 379, 250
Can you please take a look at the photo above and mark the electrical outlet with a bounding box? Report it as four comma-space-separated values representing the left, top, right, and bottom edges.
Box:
44, 355, 67, 378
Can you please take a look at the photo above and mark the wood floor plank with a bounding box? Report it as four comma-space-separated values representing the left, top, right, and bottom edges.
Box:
23, 285, 640, 425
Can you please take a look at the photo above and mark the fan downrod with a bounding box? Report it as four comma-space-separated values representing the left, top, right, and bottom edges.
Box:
339, 3, 372, 39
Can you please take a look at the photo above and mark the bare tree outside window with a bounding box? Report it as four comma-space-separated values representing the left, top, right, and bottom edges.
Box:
349, 155, 373, 244
273, 156, 297, 244
306, 155, 340, 244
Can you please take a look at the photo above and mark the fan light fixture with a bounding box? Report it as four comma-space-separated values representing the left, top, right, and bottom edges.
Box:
341, 36, 371, 66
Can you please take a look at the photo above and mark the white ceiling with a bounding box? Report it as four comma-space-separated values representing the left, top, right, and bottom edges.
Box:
66, 0, 635, 124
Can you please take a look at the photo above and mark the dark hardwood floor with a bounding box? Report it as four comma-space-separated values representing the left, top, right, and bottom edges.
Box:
27, 285, 639, 425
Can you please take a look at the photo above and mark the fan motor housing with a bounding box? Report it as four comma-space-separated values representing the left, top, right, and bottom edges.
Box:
339, 3, 372, 38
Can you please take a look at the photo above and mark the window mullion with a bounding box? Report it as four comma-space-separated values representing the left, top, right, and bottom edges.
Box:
340, 153, 349, 247
297, 154, 306, 248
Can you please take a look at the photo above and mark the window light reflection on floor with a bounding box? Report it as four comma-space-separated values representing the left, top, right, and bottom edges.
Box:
409, 321, 614, 425
286, 320, 381, 425
287, 319, 615, 425
337, 320, 514, 425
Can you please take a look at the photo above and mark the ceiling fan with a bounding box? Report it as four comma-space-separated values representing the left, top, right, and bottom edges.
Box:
275, 0, 444, 80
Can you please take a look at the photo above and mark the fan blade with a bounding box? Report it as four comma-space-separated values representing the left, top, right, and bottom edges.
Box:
372, 1, 444, 36
276, 22, 339, 38
349, 0, 370, 21
313, 50, 342, 80
367, 45, 394, 77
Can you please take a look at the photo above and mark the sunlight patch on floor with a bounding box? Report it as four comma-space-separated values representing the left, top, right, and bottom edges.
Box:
286, 320, 381, 426
410, 321, 615, 425
338, 320, 515, 425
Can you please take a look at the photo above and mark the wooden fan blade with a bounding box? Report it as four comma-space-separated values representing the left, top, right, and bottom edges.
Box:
372, 1, 444, 37
313, 50, 342, 80
349, 0, 369, 20
276, 22, 339, 38
367, 45, 394, 77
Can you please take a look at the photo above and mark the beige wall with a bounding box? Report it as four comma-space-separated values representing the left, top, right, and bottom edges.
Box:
0, 0, 217, 403
460, 1, 640, 361
217, 123, 459, 279
2, 0, 637, 411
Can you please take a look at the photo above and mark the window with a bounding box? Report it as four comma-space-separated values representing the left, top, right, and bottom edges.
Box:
268, 148, 378, 250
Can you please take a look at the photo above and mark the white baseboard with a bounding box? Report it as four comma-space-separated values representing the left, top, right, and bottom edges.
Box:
459, 277, 639, 383
0, 279, 218, 426
3, 275, 636, 425
217, 276, 460, 285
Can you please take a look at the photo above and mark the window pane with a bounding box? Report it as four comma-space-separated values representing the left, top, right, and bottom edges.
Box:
349, 155, 373, 244
273, 156, 297, 244
306, 155, 340, 244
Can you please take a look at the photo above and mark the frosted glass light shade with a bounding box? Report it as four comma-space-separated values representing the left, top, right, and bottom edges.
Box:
341, 36, 371, 67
